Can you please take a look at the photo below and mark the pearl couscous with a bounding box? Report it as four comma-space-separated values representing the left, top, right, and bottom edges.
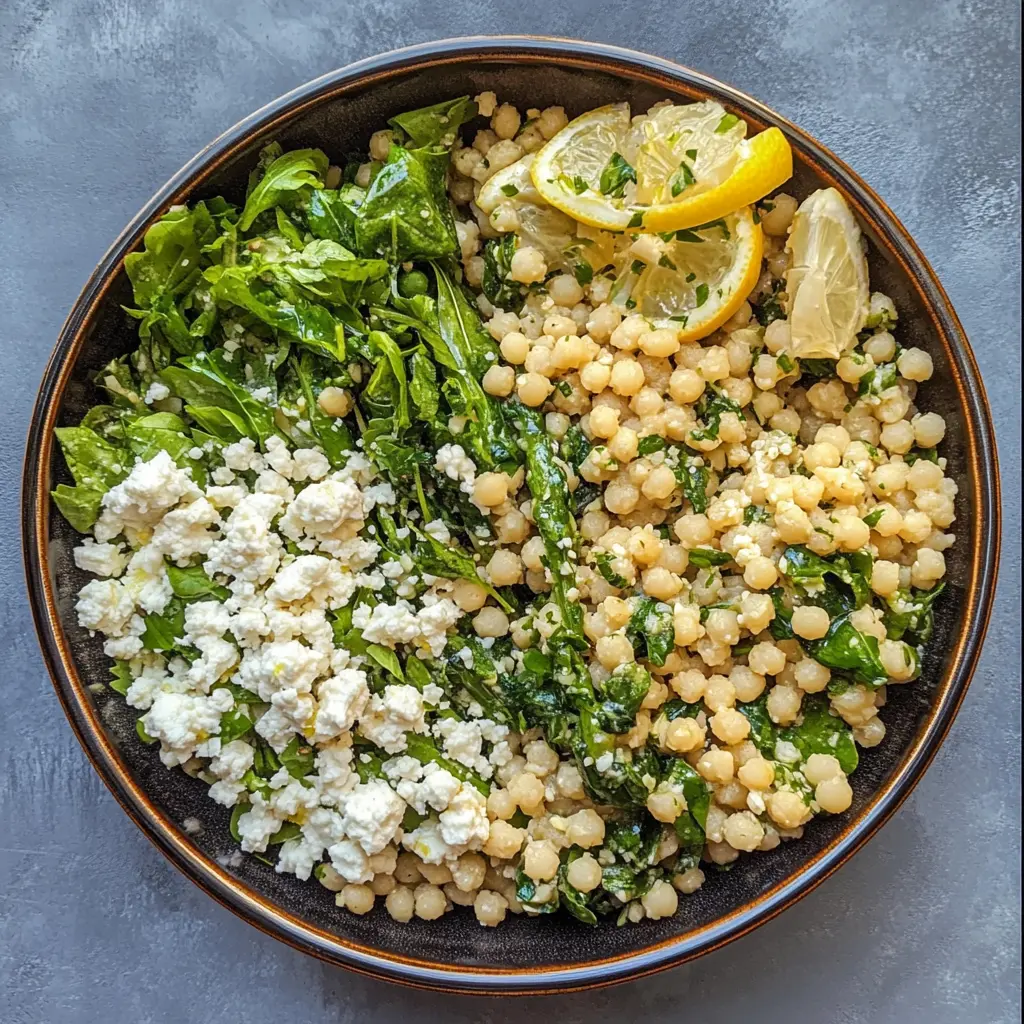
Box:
56, 91, 954, 929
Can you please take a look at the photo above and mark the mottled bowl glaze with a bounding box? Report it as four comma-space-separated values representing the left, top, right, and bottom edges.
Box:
22, 37, 1000, 994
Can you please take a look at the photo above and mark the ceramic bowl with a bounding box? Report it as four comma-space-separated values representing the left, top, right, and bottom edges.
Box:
22, 37, 1000, 993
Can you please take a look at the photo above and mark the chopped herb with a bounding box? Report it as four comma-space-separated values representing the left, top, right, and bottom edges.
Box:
669, 161, 696, 197
694, 283, 709, 307
599, 152, 637, 198
500, 183, 520, 197
658, 254, 677, 270
627, 210, 645, 229
573, 260, 594, 286
715, 113, 741, 133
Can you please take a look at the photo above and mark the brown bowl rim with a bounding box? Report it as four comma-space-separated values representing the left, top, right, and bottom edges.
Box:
21, 35, 1001, 994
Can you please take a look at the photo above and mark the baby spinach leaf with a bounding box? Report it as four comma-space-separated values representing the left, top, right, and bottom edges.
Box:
219, 708, 254, 744
388, 95, 477, 149
279, 736, 316, 779
665, 757, 711, 848
807, 612, 888, 687
140, 598, 186, 652
594, 663, 652, 733
365, 644, 404, 682
185, 406, 249, 444
625, 598, 675, 666
737, 695, 778, 756
239, 147, 329, 231
882, 583, 946, 644
779, 545, 871, 610
166, 562, 230, 601
354, 144, 457, 262
516, 866, 560, 913
52, 426, 129, 530
205, 265, 346, 363
123, 203, 219, 355
604, 815, 663, 868
779, 695, 858, 775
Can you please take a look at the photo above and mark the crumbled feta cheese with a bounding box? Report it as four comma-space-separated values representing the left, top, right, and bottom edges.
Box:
356, 684, 427, 753
73, 539, 128, 578
433, 443, 477, 495
339, 779, 406, 855
95, 451, 198, 542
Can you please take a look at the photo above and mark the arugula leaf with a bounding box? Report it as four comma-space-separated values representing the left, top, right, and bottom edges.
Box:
305, 185, 365, 250
109, 662, 133, 696
239, 147, 329, 231
557, 849, 598, 925
353, 144, 457, 262
404, 732, 489, 795
511, 403, 584, 643
219, 708, 254, 744
123, 204, 219, 355
160, 349, 277, 443
593, 550, 630, 589
599, 152, 637, 198
288, 352, 352, 467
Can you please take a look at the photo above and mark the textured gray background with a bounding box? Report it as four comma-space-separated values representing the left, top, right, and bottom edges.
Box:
1, 1, 1020, 1021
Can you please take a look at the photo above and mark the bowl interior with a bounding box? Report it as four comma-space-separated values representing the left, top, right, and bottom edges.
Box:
39, 46, 984, 986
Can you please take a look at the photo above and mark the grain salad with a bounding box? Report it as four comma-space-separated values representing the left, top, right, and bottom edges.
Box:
55, 91, 955, 929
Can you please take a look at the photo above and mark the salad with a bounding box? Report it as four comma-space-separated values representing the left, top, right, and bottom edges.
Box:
54, 91, 956, 929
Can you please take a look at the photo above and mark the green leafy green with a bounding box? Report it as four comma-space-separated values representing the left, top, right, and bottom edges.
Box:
481, 234, 523, 310
687, 547, 733, 569
625, 598, 674, 667
388, 96, 477, 149
166, 563, 230, 601
599, 152, 637, 198
780, 695, 858, 775
239, 147, 329, 231
353, 144, 457, 262
882, 584, 946, 644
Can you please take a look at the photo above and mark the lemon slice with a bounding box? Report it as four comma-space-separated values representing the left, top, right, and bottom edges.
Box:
608, 206, 763, 340
784, 188, 869, 358
532, 102, 792, 233
476, 154, 579, 268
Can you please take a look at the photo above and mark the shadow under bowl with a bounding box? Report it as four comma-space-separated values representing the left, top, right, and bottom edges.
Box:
22, 36, 1001, 994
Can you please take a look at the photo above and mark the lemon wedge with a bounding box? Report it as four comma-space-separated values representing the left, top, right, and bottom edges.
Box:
532, 102, 792, 234
608, 206, 763, 341
785, 188, 869, 358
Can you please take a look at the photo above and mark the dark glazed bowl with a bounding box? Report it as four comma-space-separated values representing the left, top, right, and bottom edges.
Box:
23, 37, 1000, 994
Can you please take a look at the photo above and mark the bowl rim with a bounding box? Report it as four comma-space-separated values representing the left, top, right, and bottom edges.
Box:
21, 34, 1001, 994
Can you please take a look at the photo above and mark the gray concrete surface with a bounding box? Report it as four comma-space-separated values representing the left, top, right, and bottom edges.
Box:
1, 1, 1019, 1021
